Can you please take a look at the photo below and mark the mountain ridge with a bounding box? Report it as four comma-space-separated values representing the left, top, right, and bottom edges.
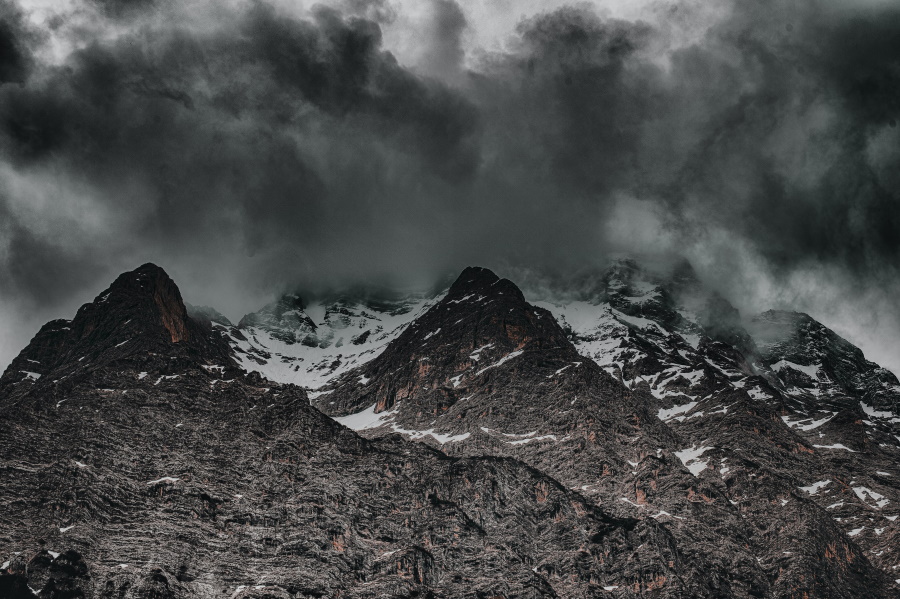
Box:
1, 262, 717, 598
2, 260, 899, 598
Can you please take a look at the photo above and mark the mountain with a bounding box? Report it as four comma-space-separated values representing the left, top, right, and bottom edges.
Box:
206, 258, 900, 596
221, 287, 445, 390
310, 263, 900, 598
3, 260, 900, 598
1, 263, 704, 598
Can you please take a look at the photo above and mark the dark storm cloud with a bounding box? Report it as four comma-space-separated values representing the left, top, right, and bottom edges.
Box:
0, 0, 483, 307
648, 1, 900, 275
0, 0, 32, 83
1, 0, 899, 369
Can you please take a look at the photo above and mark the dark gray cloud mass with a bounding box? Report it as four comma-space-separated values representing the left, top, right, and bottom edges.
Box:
0, 0, 899, 371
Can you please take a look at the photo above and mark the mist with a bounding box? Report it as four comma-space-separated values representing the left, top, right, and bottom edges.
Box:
1, 0, 899, 373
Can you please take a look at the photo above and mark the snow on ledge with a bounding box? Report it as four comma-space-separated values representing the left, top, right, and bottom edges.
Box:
658, 401, 697, 422
772, 359, 820, 379
332, 403, 471, 444
674, 445, 713, 476
147, 477, 180, 485
334, 404, 397, 431
781, 414, 834, 431
853, 486, 889, 509
476, 350, 524, 376
812, 443, 856, 452
799, 480, 831, 495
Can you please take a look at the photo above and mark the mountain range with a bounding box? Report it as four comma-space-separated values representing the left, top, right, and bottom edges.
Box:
2, 259, 899, 598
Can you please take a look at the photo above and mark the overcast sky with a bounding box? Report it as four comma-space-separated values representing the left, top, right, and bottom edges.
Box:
1, 0, 899, 374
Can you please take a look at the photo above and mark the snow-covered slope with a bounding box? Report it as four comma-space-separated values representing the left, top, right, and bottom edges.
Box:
219, 289, 445, 389
532, 258, 765, 408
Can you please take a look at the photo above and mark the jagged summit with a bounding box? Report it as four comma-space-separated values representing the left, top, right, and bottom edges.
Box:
445, 266, 528, 303
7, 259, 899, 597
318, 264, 587, 417
0, 263, 233, 392
0, 265, 711, 599
750, 309, 900, 414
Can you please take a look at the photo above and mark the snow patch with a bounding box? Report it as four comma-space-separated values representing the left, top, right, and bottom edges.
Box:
675, 445, 713, 476
861, 401, 897, 420
507, 434, 558, 445
658, 401, 697, 422
476, 350, 523, 375
853, 486, 889, 509
147, 477, 180, 485
333, 404, 397, 431
772, 360, 820, 379
781, 413, 835, 431
469, 343, 493, 361
389, 424, 471, 444
812, 443, 856, 452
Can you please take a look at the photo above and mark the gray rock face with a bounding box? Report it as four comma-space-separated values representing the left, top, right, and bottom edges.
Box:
3, 261, 900, 598
749, 309, 900, 412
1, 264, 707, 598
315, 264, 900, 598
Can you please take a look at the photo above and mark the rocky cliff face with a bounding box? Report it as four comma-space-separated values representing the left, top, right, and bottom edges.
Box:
0, 263, 233, 396
2, 263, 711, 599
3, 261, 900, 598
312, 264, 900, 598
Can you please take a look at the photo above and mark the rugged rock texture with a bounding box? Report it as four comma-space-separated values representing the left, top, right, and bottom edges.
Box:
3, 260, 900, 598
1, 263, 232, 397
2, 264, 721, 599
314, 263, 900, 598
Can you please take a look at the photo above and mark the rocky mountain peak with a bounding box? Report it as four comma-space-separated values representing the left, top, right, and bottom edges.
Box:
0, 263, 233, 391
749, 309, 900, 413
315, 265, 581, 417
96, 262, 191, 343
446, 266, 524, 302
4, 260, 900, 598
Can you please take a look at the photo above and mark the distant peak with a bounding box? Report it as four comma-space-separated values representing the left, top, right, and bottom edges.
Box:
448, 267, 525, 302
454, 266, 500, 287
278, 293, 306, 310
103, 264, 189, 343
669, 258, 701, 290
754, 310, 813, 324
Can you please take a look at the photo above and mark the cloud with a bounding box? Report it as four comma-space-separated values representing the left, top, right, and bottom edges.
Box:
0, 0, 898, 372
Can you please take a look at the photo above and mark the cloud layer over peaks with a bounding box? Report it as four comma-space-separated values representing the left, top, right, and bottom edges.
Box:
1, 0, 899, 371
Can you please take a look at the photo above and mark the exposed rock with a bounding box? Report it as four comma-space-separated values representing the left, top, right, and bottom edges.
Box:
2, 263, 716, 598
